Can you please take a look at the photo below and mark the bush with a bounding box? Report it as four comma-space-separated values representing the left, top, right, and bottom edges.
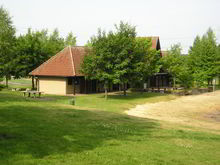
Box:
0, 84, 6, 91
69, 98, 75, 105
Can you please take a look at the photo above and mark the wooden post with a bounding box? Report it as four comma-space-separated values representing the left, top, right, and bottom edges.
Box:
5, 75, 8, 88
32, 76, 35, 89
35, 78, 38, 91
173, 76, 176, 90
123, 83, 126, 96
104, 80, 108, 99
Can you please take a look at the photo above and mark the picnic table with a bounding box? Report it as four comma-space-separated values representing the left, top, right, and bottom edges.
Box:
22, 90, 43, 98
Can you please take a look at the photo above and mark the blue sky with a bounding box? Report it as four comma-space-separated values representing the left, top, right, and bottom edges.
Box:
1, 0, 220, 53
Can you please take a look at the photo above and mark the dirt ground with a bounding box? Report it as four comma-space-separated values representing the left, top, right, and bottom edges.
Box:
126, 91, 220, 131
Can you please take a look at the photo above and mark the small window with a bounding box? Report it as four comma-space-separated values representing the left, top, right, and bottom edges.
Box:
68, 78, 72, 85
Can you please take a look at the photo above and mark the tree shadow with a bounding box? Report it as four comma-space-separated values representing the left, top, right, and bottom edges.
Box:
0, 104, 159, 160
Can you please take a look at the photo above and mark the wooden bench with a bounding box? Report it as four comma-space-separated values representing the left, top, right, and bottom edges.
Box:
22, 91, 43, 98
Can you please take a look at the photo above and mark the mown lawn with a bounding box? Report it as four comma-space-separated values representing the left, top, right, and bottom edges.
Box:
0, 90, 220, 165
74, 92, 177, 113
1, 78, 32, 89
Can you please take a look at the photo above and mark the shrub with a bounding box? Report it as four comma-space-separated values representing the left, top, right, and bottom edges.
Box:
0, 84, 6, 91
69, 98, 75, 105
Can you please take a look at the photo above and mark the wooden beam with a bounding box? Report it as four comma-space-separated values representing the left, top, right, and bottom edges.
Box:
32, 76, 35, 89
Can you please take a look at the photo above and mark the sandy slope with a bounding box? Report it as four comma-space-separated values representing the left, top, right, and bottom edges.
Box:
126, 91, 220, 131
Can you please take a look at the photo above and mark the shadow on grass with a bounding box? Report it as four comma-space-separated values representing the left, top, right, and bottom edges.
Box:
0, 104, 158, 160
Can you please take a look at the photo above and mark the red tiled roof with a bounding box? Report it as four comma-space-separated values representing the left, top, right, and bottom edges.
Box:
150, 37, 159, 49
30, 46, 87, 77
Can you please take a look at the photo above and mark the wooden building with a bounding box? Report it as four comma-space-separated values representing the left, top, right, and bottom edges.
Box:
30, 46, 95, 94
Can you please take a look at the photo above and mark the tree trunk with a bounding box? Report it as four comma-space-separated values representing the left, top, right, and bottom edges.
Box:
173, 77, 176, 89
5, 75, 8, 88
123, 82, 126, 96
105, 87, 108, 100
104, 81, 108, 100
119, 84, 121, 91
32, 76, 35, 89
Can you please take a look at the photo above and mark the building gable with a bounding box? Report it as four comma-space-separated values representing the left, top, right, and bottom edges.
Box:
30, 46, 87, 77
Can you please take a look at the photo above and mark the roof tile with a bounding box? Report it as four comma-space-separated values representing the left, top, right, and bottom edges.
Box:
30, 46, 87, 77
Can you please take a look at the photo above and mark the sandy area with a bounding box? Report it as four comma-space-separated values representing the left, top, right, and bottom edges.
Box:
126, 91, 220, 131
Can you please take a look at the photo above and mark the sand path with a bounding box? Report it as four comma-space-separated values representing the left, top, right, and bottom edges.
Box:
126, 91, 220, 130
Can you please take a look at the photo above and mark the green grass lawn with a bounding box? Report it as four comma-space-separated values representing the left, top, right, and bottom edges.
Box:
74, 91, 177, 113
0, 90, 220, 165
1, 78, 32, 89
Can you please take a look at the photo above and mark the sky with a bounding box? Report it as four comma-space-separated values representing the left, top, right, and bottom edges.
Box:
1, 0, 220, 53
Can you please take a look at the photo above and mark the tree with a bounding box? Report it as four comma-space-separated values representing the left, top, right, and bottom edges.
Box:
65, 32, 76, 46
216, 45, 220, 81
188, 28, 219, 87
110, 22, 137, 96
47, 28, 65, 56
176, 55, 193, 89
0, 6, 16, 87
15, 29, 49, 77
161, 44, 193, 89
134, 37, 161, 88
82, 21, 160, 98
15, 28, 67, 88
161, 44, 182, 88
81, 29, 113, 99
82, 22, 138, 97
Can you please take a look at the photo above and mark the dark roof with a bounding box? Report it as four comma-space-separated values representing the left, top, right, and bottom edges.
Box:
30, 46, 87, 77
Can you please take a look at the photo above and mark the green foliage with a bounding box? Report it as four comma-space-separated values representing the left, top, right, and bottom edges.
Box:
14, 28, 67, 77
0, 84, 6, 90
47, 28, 65, 54
65, 32, 76, 46
176, 56, 193, 88
84, 40, 93, 47
161, 44, 193, 88
82, 21, 160, 95
0, 6, 16, 84
215, 45, 220, 78
14, 28, 77, 78
82, 22, 137, 96
134, 37, 161, 83
189, 28, 220, 86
